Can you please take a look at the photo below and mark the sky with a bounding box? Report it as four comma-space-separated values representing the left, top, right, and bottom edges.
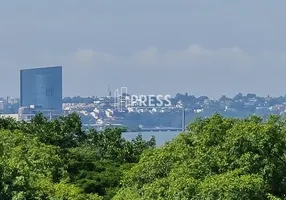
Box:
1, 0, 286, 98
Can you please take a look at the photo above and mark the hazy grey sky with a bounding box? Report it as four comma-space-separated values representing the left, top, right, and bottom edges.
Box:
1, 0, 286, 98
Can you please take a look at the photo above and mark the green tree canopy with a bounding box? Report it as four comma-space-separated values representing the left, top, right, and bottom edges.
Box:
0, 130, 102, 199
0, 113, 156, 199
114, 114, 286, 200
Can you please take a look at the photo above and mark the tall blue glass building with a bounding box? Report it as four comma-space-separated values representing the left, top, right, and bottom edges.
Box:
20, 66, 62, 110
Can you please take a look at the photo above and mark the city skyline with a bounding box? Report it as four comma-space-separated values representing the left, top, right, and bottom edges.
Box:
1, 1, 286, 98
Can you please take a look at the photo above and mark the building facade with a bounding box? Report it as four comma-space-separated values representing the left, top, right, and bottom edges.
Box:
20, 66, 62, 110
18, 105, 64, 122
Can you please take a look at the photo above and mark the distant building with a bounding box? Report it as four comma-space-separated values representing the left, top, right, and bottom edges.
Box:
18, 105, 63, 122
20, 66, 62, 110
0, 101, 3, 110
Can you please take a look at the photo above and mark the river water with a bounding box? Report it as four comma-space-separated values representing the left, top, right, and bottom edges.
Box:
122, 131, 181, 146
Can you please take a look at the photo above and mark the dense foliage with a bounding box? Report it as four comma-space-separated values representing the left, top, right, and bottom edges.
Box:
0, 113, 155, 199
2, 113, 286, 199
114, 114, 286, 200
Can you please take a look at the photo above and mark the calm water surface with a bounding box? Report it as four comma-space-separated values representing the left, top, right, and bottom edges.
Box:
123, 131, 181, 146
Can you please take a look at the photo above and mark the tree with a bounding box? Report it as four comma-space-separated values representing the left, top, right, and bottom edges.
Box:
26, 112, 86, 148
0, 113, 156, 199
0, 130, 102, 199
233, 93, 243, 101
114, 114, 286, 199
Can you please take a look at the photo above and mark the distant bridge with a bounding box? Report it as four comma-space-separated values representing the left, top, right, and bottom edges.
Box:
137, 127, 183, 132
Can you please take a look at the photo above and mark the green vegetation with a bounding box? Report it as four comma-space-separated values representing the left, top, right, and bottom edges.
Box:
1, 113, 286, 199
0, 113, 155, 199
114, 114, 286, 200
